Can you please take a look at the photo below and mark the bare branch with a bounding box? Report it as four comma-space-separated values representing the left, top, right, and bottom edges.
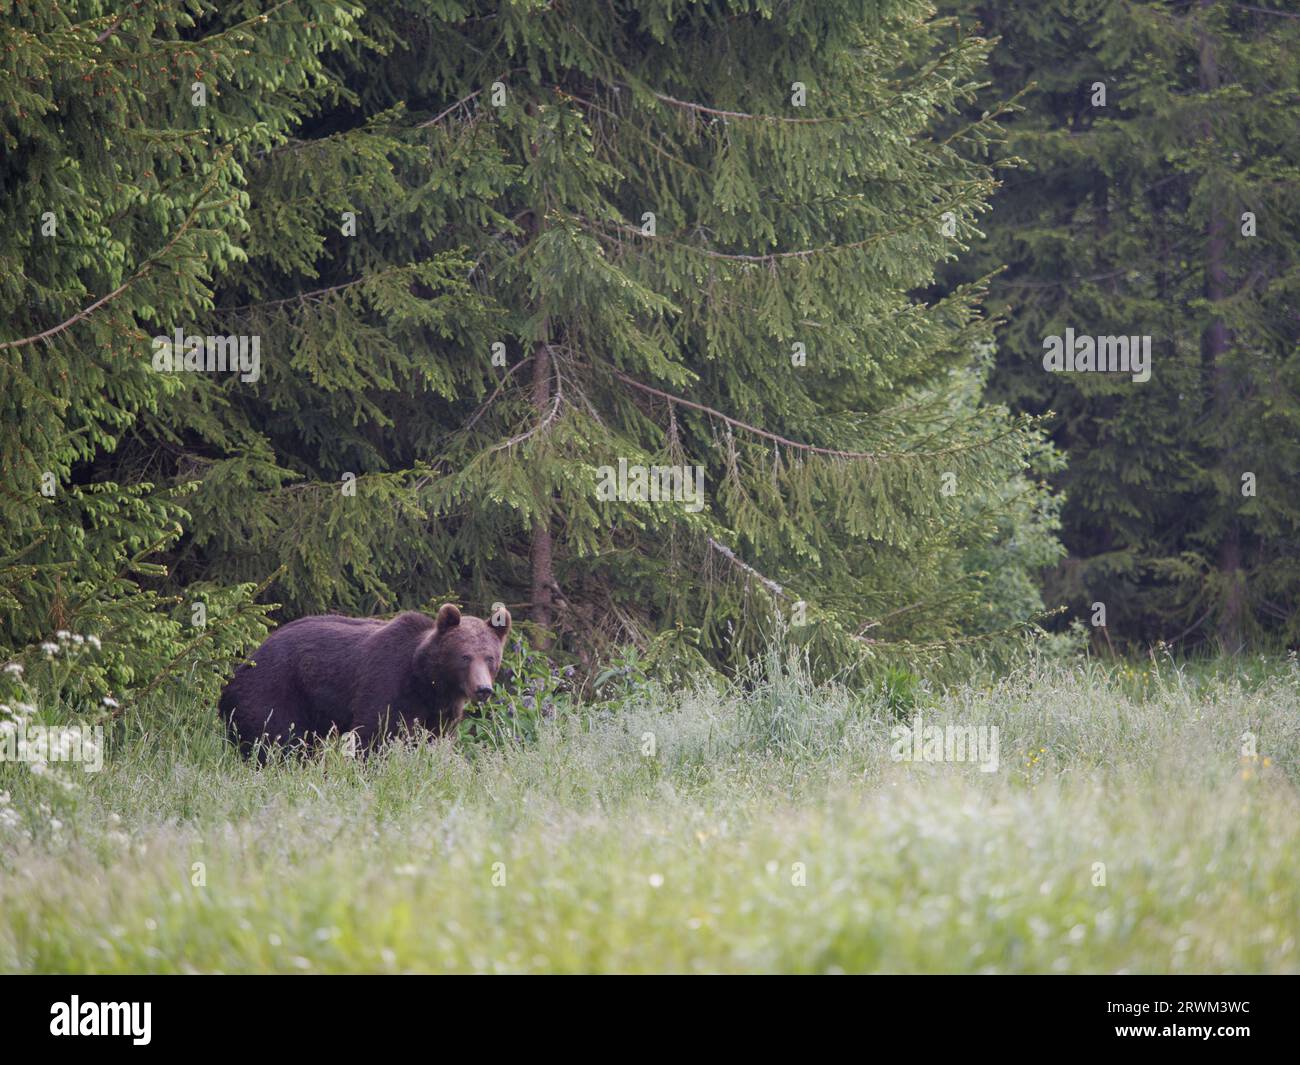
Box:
649, 90, 877, 125
706, 536, 789, 600
417, 88, 484, 129
610, 369, 1030, 461
490, 350, 563, 452
610, 370, 886, 460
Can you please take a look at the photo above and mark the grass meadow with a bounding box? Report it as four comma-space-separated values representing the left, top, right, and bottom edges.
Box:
2, 650, 1298, 974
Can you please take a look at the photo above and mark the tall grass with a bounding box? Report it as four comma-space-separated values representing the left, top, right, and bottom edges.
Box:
1, 651, 1297, 973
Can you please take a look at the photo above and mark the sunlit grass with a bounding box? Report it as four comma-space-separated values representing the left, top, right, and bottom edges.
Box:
1, 653, 1297, 973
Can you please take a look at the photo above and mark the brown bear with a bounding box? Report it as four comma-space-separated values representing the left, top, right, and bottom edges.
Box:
219, 604, 510, 758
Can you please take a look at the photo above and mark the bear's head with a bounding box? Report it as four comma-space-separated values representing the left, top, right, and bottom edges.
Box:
412, 603, 511, 707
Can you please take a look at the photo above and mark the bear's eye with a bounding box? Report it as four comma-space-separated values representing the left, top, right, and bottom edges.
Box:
461, 654, 471, 663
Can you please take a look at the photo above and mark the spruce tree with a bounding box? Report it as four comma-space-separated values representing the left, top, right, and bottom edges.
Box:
203, 0, 1059, 677
0, 1, 361, 693
4, 1, 1060, 691
941, 0, 1300, 650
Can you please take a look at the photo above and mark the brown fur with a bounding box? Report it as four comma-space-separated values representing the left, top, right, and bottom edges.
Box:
219, 604, 510, 757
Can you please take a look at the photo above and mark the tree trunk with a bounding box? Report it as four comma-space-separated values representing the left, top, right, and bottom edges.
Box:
529, 335, 555, 642
523, 100, 557, 645
1198, 3, 1243, 652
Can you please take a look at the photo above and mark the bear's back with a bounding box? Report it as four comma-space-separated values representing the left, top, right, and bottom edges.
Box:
225, 614, 388, 740
222, 610, 442, 753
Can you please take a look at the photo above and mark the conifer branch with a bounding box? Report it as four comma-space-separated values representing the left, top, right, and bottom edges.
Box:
703, 540, 976, 653
490, 355, 563, 452
648, 90, 878, 125
0, 151, 235, 351
414, 68, 524, 129
1234, 4, 1300, 19
130, 566, 285, 705
94, 5, 135, 44
706, 536, 789, 600
610, 370, 886, 459
939, 84, 1031, 146
609, 369, 1029, 461
463, 356, 534, 433
579, 215, 922, 263
220, 268, 407, 315
559, 91, 706, 175
853, 608, 1066, 654
417, 88, 484, 128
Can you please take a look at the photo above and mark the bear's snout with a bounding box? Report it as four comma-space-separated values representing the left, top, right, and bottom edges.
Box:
466, 660, 496, 701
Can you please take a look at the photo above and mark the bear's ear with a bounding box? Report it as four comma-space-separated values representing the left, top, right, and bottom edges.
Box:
489, 604, 512, 642
435, 603, 461, 634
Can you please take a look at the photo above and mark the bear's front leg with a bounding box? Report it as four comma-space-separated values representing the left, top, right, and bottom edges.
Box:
345, 701, 395, 751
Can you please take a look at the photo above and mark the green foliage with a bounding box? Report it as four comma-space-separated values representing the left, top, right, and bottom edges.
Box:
879, 665, 922, 719
461, 635, 574, 749
939, 0, 1300, 651
204, 0, 1061, 679
591, 644, 660, 711
0, 0, 356, 693
2, 1, 1061, 696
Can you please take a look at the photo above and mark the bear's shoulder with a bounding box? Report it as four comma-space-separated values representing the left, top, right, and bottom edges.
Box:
380, 610, 436, 635
276, 613, 382, 633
